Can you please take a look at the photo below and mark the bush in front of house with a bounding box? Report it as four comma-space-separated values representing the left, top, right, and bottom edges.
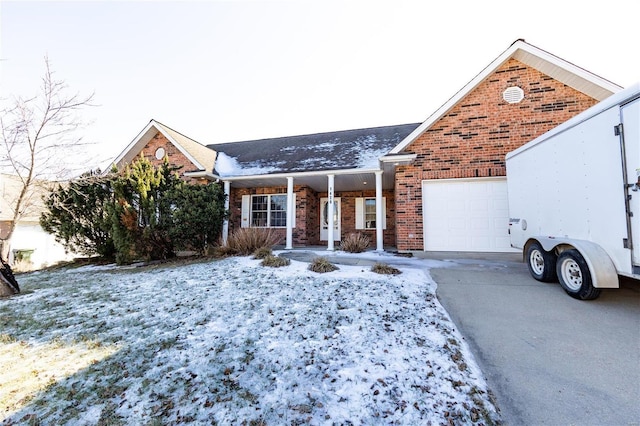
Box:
41, 156, 228, 265
223, 228, 281, 256
253, 247, 273, 259
165, 181, 227, 256
40, 170, 117, 259
261, 254, 290, 268
371, 262, 401, 275
340, 233, 370, 253
308, 256, 339, 273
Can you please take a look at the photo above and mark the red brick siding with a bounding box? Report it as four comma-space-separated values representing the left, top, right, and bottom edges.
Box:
139, 132, 204, 184
395, 59, 599, 250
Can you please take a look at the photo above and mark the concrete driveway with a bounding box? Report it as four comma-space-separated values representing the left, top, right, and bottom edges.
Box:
426, 253, 640, 426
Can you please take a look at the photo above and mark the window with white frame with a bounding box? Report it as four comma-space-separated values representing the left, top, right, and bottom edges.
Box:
364, 199, 377, 229
241, 194, 295, 229
355, 197, 386, 230
251, 194, 287, 227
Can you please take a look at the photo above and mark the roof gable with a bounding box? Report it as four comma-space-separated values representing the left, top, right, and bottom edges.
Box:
113, 120, 216, 172
208, 123, 421, 178
389, 39, 623, 154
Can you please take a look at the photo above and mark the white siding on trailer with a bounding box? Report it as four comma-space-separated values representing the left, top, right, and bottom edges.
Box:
422, 178, 515, 252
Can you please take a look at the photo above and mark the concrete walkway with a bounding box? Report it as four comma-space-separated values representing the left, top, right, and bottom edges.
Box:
279, 248, 640, 425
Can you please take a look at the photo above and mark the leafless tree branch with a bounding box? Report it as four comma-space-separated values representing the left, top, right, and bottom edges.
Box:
0, 56, 94, 260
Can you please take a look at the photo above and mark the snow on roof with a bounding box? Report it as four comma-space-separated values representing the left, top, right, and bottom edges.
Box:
209, 123, 421, 177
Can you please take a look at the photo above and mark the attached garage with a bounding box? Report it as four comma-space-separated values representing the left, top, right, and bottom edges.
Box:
422, 178, 515, 252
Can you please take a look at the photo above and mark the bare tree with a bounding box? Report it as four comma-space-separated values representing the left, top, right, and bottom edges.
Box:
0, 57, 93, 295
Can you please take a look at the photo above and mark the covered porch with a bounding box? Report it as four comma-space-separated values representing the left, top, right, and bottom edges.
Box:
220, 167, 393, 252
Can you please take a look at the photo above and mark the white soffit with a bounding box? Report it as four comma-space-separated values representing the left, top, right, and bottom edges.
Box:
512, 49, 621, 101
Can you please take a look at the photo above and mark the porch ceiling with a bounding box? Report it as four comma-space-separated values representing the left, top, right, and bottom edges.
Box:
226, 170, 394, 192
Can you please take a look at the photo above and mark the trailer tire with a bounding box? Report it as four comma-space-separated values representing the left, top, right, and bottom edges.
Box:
556, 249, 601, 300
526, 241, 557, 282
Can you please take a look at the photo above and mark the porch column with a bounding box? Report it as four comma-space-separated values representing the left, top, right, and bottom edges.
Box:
375, 171, 384, 252
327, 174, 335, 251
222, 180, 231, 246
286, 177, 294, 250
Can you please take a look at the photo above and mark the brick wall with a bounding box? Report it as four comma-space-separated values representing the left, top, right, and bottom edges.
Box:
395, 59, 599, 250
139, 132, 204, 184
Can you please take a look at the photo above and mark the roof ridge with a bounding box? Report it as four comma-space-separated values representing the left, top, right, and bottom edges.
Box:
209, 122, 422, 147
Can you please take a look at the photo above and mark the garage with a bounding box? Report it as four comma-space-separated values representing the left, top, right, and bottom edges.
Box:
422, 177, 515, 252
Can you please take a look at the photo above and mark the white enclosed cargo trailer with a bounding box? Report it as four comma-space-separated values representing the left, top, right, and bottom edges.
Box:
507, 83, 640, 299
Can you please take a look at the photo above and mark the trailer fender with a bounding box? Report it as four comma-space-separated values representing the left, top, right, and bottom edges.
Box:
530, 237, 619, 288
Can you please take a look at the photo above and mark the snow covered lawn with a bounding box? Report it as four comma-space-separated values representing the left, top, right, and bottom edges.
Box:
1, 255, 500, 425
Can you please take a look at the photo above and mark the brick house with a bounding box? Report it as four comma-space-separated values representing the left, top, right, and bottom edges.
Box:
114, 40, 622, 253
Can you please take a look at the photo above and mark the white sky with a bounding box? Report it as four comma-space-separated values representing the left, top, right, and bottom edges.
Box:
1, 0, 638, 171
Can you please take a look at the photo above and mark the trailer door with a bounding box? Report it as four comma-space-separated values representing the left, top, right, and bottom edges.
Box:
622, 98, 640, 266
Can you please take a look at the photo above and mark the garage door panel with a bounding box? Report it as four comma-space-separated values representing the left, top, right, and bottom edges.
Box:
422, 178, 516, 252
470, 199, 489, 212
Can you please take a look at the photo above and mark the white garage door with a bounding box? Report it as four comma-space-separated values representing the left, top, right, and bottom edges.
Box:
422, 177, 515, 252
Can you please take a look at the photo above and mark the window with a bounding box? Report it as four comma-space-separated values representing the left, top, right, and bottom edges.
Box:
241, 194, 295, 228
355, 197, 386, 230
364, 199, 377, 229
251, 194, 287, 227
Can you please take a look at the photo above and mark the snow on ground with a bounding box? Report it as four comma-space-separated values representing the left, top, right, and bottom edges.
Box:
1, 254, 500, 425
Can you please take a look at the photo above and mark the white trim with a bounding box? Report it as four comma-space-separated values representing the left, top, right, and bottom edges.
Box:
375, 170, 384, 252
222, 181, 230, 244
379, 153, 417, 164
327, 174, 335, 250
218, 167, 383, 181
183, 171, 217, 180
286, 177, 294, 250
389, 40, 623, 155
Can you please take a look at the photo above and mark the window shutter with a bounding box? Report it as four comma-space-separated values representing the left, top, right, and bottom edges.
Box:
355, 198, 364, 229
382, 197, 387, 230
241, 195, 250, 228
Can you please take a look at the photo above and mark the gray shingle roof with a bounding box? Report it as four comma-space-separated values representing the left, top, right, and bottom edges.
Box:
208, 123, 421, 177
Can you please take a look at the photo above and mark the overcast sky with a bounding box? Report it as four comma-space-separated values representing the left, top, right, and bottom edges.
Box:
1, 1, 638, 171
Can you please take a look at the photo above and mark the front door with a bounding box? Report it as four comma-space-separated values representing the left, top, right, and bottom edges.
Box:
320, 197, 341, 241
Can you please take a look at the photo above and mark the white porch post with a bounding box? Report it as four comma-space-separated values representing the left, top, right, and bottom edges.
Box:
327, 174, 335, 251
375, 171, 384, 252
222, 180, 231, 246
286, 177, 294, 250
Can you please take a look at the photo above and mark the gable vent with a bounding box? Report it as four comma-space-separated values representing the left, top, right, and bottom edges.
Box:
503, 86, 524, 104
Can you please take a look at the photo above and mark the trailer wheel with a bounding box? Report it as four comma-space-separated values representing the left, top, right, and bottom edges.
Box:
526, 241, 557, 282
556, 249, 601, 300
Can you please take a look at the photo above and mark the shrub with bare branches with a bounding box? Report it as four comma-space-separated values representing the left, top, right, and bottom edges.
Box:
223, 228, 281, 256
371, 262, 401, 275
308, 256, 339, 273
261, 255, 290, 268
253, 247, 273, 260
340, 233, 370, 253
